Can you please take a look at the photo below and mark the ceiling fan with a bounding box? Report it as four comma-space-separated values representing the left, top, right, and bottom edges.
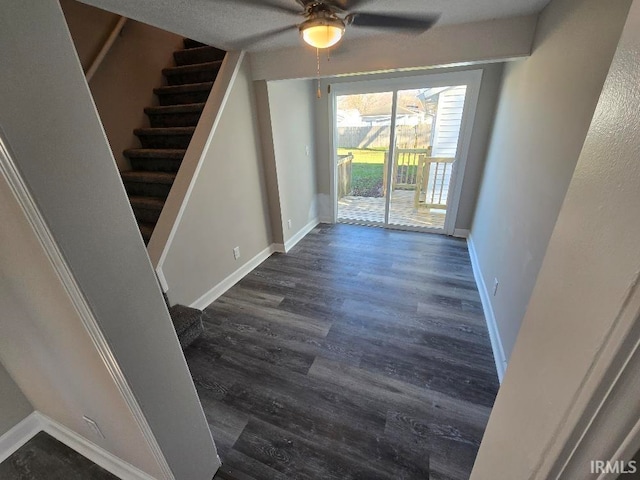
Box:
233, 0, 441, 50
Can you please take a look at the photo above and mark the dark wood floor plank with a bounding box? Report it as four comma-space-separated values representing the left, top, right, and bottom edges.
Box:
0, 432, 118, 480
184, 223, 499, 480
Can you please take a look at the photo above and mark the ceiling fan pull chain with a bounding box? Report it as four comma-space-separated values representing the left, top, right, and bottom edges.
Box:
316, 47, 322, 99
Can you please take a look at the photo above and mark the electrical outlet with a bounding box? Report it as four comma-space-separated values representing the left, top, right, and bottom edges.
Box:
83, 416, 105, 440
287, 219, 292, 230
493, 278, 499, 296
233, 246, 240, 260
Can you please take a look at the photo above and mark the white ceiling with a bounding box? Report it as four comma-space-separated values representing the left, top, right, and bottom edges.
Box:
80, 0, 551, 51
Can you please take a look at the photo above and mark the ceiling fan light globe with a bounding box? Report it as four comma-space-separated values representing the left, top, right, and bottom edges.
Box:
301, 24, 344, 49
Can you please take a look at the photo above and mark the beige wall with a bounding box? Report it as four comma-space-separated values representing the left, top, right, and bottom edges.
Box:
249, 15, 537, 81
472, 0, 640, 475
265, 79, 318, 244
0, 362, 32, 437
314, 63, 504, 228
253, 80, 285, 244
1, 2, 218, 478
0, 171, 163, 477
61, 0, 183, 171
59, 0, 119, 71
470, 0, 632, 360
162, 56, 273, 306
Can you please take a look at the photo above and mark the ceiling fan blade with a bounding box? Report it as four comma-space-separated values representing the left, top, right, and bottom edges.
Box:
346, 12, 440, 31
235, 0, 301, 15
231, 25, 299, 49
332, 0, 372, 11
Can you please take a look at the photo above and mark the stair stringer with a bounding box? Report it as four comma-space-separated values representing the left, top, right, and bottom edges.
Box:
147, 50, 245, 292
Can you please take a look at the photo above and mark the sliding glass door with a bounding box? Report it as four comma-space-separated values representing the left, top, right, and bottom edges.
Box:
332, 71, 481, 235
336, 91, 393, 226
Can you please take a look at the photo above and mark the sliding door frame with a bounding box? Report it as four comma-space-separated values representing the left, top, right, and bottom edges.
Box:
328, 69, 483, 235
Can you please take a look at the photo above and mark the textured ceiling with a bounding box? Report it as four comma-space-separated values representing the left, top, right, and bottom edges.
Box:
80, 0, 551, 51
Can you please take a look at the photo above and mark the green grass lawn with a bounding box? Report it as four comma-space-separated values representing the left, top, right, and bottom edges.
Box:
338, 148, 386, 164
340, 148, 420, 197
350, 163, 384, 197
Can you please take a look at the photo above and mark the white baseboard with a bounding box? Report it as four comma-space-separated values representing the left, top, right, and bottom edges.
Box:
0, 412, 41, 464
283, 218, 319, 253
190, 244, 277, 310
38, 413, 158, 480
318, 216, 333, 224
453, 228, 470, 238
467, 234, 507, 383
188, 220, 319, 310
0, 412, 158, 480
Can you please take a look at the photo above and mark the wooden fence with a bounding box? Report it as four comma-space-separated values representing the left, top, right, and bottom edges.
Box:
338, 124, 431, 150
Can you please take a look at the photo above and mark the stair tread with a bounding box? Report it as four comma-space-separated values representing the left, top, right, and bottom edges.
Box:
177, 45, 224, 55
134, 127, 196, 136
122, 171, 176, 184
129, 196, 165, 209
138, 222, 154, 238
124, 148, 186, 159
154, 82, 213, 94
163, 60, 223, 75
183, 38, 207, 49
144, 103, 205, 115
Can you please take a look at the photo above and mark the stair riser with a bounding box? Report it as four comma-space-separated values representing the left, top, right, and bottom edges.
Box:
148, 112, 202, 128
124, 181, 173, 199
157, 90, 211, 106
164, 69, 220, 86
183, 38, 207, 49
136, 134, 193, 149
141, 231, 152, 245
132, 206, 162, 224
129, 158, 183, 173
174, 48, 225, 66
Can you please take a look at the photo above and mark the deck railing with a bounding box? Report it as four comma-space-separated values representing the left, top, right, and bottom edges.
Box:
383, 148, 454, 209
338, 147, 454, 209
337, 153, 353, 199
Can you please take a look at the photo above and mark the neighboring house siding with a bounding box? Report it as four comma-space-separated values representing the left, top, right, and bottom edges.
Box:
431, 86, 467, 158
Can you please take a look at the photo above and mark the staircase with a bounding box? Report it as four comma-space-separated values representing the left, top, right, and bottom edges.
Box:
122, 38, 226, 244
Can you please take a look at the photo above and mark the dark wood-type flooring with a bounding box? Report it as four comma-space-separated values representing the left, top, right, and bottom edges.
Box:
187, 223, 500, 480
0, 432, 118, 480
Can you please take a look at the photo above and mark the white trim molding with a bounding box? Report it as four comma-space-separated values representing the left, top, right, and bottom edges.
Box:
190, 245, 277, 310
467, 234, 507, 382
0, 134, 174, 480
453, 228, 470, 238
0, 412, 157, 480
39, 413, 158, 480
283, 218, 319, 253
0, 413, 41, 464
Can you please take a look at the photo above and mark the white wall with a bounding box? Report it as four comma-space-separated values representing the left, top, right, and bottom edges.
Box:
314, 63, 504, 228
0, 171, 163, 477
61, 0, 184, 171
161, 56, 273, 307
472, 0, 640, 475
0, 363, 32, 438
0, 2, 218, 479
264, 79, 318, 245
250, 15, 536, 81
469, 0, 632, 361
